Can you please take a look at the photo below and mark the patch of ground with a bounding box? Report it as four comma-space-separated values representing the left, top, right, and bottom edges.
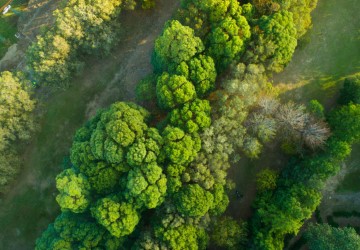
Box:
0, 0, 179, 249
273, 0, 360, 109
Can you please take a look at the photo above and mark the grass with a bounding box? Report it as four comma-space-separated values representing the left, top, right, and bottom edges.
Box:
274, 0, 360, 110
336, 168, 360, 193
0, 0, 28, 58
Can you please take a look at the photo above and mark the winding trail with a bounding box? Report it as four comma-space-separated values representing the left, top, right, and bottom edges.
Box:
0, 1, 179, 249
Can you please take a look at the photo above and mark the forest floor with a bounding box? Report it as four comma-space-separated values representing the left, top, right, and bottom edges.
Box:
226, 0, 360, 231
0, 0, 179, 249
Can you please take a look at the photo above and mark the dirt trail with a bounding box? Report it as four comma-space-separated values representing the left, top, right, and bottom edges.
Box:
0, 1, 179, 249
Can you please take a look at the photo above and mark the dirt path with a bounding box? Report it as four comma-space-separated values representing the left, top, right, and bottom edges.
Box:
0, 1, 179, 249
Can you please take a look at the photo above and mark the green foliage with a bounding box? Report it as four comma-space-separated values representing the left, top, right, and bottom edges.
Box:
0, 71, 35, 193
162, 126, 201, 165
242, 136, 263, 159
175, 55, 217, 97
35, 212, 123, 250
339, 76, 360, 105
175, 184, 213, 217
308, 99, 325, 120
27, 32, 77, 87
207, 16, 251, 70
156, 224, 208, 250
140, 0, 155, 10
153, 20, 204, 72
252, 184, 321, 250
47, 102, 167, 240
210, 184, 229, 215
125, 162, 167, 209
305, 223, 360, 250
0, 150, 20, 193
260, 10, 297, 72
91, 197, 140, 238
211, 216, 248, 250
168, 99, 211, 133
156, 73, 196, 109
0, 71, 35, 149
251, 0, 318, 38
256, 168, 278, 192
329, 103, 360, 143
27, 0, 133, 86
248, 10, 297, 72
246, 113, 277, 143
56, 168, 91, 213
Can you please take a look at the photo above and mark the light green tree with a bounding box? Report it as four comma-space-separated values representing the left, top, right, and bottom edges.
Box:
156, 73, 196, 110
91, 197, 140, 238
56, 168, 91, 213
175, 184, 214, 217
153, 20, 204, 71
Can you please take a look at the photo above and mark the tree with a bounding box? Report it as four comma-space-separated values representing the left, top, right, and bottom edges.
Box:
27, 32, 77, 86
305, 223, 360, 250
162, 126, 201, 165
35, 212, 124, 250
211, 216, 247, 250
302, 119, 330, 149
0, 150, 20, 193
56, 168, 91, 213
91, 197, 140, 238
175, 184, 213, 217
156, 73, 196, 110
156, 224, 208, 250
153, 20, 204, 72
207, 16, 251, 70
329, 103, 360, 143
256, 168, 278, 192
339, 76, 360, 105
175, 55, 217, 97
246, 113, 277, 143
0, 71, 35, 149
178, 0, 245, 39
308, 99, 325, 120
125, 162, 167, 209
242, 136, 263, 159
210, 184, 229, 215
168, 99, 211, 133
249, 10, 297, 72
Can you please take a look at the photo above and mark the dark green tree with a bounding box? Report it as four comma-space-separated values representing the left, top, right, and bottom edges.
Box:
211, 216, 248, 250
339, 76, 360, 105
305, 223, 360, 250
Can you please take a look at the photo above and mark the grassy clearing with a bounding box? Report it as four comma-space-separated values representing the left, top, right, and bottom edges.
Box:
0, 0, 28, 58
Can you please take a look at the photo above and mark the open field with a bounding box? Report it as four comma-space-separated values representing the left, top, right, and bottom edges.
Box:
0, 0, 179, 249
